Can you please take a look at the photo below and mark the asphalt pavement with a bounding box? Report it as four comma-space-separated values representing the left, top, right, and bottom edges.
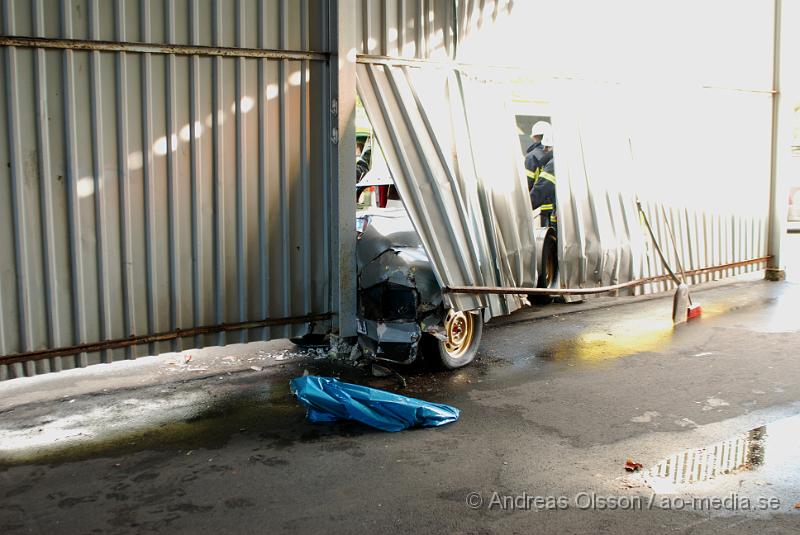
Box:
1, 278, 799, 534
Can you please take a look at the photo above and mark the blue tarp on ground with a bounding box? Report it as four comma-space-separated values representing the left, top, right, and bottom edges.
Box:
289, 376, 460, 432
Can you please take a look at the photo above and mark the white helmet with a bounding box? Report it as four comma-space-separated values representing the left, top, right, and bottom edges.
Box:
541, 130, 554, 147
530, 121, 551, 138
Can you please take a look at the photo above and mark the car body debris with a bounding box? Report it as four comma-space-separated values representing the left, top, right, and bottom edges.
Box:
289, 375, 459, 432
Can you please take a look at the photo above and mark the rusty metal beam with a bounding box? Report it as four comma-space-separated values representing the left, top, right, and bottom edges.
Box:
0, 36, 328, 61
0, 313, 332, 366
446, 257, 771, 296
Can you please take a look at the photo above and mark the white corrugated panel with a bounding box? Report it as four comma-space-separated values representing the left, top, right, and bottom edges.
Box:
552, 81, 770, 295
356, 62, 536, 317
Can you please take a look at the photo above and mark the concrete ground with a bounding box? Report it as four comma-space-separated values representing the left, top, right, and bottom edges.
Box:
1, 277, 799, 534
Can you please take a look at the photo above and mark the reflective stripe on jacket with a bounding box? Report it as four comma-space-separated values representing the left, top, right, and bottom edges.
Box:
530, 158, 556, 227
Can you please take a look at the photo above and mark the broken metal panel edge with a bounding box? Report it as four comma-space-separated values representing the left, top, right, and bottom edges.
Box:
355, 66, 462, 292
362, 319, 421, 344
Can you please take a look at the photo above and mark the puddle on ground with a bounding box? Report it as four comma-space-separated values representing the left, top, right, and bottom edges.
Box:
535, 316, 677, 362
634, 414, 800, 496
0, 381, 299, 467
531, 286, 800, 363
0, 359, 464, 468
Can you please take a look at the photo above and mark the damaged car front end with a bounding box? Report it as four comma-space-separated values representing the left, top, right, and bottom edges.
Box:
352, 131, 486, 370
356, 197, 485, 369
356, 203, 447, 365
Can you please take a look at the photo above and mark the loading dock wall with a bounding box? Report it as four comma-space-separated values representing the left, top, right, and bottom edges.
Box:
0, 0, 344, 379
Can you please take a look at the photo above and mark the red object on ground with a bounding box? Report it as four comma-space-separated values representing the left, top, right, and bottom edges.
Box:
687, 304, 702, 320
624, 459, 644, 472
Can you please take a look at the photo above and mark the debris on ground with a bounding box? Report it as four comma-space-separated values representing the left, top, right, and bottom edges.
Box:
371, 364, 392, 377
308, 347, 329, 359
618, 477, 646, 489
371, 363, 407, 388
289, 375, 459, 432
624, 459, 644, 472
262, 349, 293, 361
184, 354, 192, 363
393, 372, 408, 389
250, 366, 262, 371
328, 334, 355, 356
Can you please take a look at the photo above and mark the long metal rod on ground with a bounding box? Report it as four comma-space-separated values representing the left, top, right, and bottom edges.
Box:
445, 257, 770, 296
0, 313, 333, 366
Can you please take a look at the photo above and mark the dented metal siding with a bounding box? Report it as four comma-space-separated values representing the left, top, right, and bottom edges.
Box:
633, 205, 768, 295
554, 86, 772, 297
354, 0, 771, 301
356, 63, 537, 318
0, 0, 333, 379
556, 177, 769, 298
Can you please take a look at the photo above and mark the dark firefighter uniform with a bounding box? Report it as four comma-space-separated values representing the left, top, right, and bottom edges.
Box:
530, 158, 556, 228
524, 141, 553, 193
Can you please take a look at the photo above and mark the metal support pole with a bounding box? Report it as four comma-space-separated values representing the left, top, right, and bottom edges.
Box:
330, 0, 358, 337
766, 0, 786, 281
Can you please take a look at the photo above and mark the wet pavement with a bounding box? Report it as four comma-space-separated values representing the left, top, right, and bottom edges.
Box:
1, 279, 799, 534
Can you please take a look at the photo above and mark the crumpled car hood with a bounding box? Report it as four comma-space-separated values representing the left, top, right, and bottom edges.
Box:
356, 206, 444, 363
357, 207, 441, 306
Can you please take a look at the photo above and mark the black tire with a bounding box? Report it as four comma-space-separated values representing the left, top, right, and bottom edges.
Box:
531, 231, 558, 305
423, 310, 483, 370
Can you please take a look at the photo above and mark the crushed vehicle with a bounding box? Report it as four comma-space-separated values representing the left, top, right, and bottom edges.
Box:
354, 172, 558, 369
296, 108, 558, 370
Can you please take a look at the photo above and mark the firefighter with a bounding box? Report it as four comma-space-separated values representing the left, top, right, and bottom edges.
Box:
530, 131, 556, 228
524, 121, 552, 191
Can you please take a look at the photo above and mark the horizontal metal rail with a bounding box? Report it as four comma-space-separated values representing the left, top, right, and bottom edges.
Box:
0, 36, 329, 61
701, 85, 776, 95
446, 257, 771, 296
356, 53, 519, 70
0, 313, 332, 366
356, 56, 777, 96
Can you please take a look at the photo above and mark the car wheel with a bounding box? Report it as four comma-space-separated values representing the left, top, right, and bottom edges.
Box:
531, 231, 558, 305
427, 309, 483, 369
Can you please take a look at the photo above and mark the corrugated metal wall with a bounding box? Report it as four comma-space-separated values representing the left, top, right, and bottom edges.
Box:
355, 0, 453, 60
354, 0, 512, 61
554, 83, 771, 296
0, 0, 334, 379
0, 0, 778, 378
355, 0, 773, 299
